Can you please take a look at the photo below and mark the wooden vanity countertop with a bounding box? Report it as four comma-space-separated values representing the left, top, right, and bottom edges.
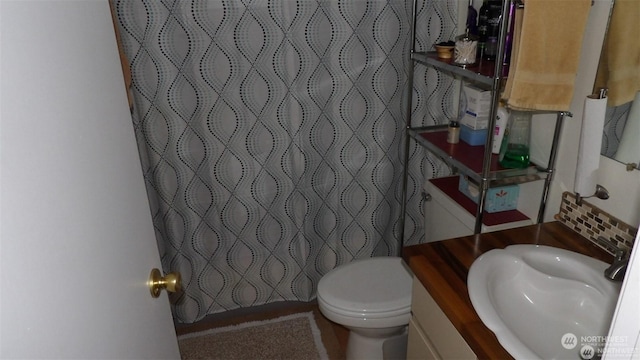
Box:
402, 221, 614, 360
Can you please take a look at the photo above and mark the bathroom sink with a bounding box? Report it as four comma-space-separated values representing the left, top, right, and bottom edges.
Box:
468, 245, 621, 360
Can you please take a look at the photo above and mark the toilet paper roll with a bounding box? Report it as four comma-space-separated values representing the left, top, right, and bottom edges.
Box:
574, 96, 607, 196
614, 91, 640, 165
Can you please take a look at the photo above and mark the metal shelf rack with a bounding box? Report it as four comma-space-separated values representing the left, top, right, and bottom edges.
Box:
399, 0, 569, 246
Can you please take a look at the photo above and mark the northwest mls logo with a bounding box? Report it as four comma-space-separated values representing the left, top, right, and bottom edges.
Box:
580, 345, 596, 359
561, 333, 578, 349
561, 333, 596, 359
561, 333, 618, 359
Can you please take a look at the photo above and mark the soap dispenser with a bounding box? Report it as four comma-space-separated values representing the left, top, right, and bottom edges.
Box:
498, 110, 531, 168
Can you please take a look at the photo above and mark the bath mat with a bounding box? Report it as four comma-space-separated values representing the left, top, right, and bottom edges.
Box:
177, 312, 330, 360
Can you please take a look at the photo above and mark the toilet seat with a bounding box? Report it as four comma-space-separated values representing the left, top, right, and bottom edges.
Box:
318, 296, 410, 319
317, 257, 412, 324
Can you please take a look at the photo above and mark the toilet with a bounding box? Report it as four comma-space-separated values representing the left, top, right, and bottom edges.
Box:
317, 256, 413, 360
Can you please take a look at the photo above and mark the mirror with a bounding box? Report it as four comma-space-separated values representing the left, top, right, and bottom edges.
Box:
601, 100, 636, 163
596, 0, 640, 168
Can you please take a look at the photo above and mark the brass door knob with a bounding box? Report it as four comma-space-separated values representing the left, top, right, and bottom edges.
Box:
148, 268, 182, 298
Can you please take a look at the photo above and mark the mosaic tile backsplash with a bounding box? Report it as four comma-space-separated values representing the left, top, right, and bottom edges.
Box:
556, 192, 638, 255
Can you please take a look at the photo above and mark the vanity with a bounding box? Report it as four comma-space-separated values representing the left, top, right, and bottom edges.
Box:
403, 221, 614, 359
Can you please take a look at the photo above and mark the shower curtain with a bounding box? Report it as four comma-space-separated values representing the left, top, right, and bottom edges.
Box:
113, 0, 457, 323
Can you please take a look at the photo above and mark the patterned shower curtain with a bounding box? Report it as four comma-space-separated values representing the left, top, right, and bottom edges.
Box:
112, 0, 456, 323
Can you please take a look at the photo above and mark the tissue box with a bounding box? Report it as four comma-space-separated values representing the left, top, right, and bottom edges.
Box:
458, 175, 519, 213
460, 125, 488, 146
460, 84, 491, 129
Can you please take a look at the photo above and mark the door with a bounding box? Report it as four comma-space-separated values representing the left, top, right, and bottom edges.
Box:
0, 1, 180, 358
604, 231, 640, 359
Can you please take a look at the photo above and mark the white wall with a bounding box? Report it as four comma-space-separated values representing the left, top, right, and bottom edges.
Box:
590, 157, 640, 226
532, 0, 640, 227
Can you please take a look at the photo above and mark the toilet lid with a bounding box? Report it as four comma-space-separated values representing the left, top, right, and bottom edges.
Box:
317, 257, 412, 316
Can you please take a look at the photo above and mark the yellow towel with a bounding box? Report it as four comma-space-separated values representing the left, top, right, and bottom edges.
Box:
594, 0, 640, 107
502, 0, 592, 111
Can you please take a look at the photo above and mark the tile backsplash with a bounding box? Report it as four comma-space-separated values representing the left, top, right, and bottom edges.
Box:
556, 192, 638, 255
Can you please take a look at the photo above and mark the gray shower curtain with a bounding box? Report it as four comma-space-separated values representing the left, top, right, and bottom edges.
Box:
113, 0, 456, 323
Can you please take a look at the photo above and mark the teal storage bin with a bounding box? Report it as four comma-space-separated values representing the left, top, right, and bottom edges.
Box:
458, 175, 519, 213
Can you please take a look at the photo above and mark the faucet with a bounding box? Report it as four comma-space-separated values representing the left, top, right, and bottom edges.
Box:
604, 248, 628, 281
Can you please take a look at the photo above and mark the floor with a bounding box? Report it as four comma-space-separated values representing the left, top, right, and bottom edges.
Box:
175, 301, 349, 359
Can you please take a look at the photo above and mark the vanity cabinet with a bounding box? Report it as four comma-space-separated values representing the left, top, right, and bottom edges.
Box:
403, 223, 614, 360
406, 277, 476, 360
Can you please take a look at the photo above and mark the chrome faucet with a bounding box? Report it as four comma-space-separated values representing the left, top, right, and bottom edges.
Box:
604, 249, 628, 281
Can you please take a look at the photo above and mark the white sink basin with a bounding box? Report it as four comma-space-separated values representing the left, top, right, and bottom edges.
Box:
468, 245, 621, 360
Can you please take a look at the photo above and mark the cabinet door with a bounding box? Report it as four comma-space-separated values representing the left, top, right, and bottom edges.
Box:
407, 317, 440, 360
410, 277, 477, 359
424, 192, 473, 242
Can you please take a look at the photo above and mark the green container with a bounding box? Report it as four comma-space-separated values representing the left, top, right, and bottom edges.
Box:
499, 111, 531, 169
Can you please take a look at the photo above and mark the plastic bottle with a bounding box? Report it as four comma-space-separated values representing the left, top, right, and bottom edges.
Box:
492, 106, 509, 154
484, 0, 502, 61
499, 111, 531, 168
477, 0, 489, 58
447, 121, 461, 144
502, 1, 516, 65
466, 1, 478, 36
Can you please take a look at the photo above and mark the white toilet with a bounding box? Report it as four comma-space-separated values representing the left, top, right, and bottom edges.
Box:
317, 256, 413, 360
